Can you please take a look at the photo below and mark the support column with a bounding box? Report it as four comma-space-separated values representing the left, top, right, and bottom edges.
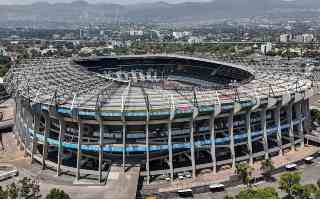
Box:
17, 107, 23, 148
145, 121, 150, 184
261, 108, 269, 159
122, 123, 126, 171
42, 115, 50, 170
275, 105, 283, 156
31, 113, 40, 164
98, 119, 104, 183
210, 114, 216, 174
20, 109, 25, 149
24, 109, 31, 157
13, 97, 18, 137
190, 120, 196, 179
287, 102, 295, 151
23, 107, 28, 150
57, 118, 65, 176
296, 102, 304, 148
246, 111, 253, 166
76, 121, 83, 181
168, 121, 174, 182
228, 112, 236, 170
302, 99, 311, 135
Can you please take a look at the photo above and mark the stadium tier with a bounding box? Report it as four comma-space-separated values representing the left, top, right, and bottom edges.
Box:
3, 54, 315, 183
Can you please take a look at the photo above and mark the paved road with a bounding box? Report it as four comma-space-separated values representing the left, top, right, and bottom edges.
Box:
192, 157, 320, 199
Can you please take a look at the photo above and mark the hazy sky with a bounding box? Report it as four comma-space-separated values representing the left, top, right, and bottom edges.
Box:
0, 0, 212, 5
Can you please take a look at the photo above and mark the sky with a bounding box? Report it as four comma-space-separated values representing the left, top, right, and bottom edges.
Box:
0, 0, 212, 5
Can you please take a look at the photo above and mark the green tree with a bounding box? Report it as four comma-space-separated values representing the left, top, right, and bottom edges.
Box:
46, 188, 70, 199
317, 178, 320, 189
311, 109, 320, 123
6, 183, 18, 199
278, 172, 302, 198
0, 186, 8, 199
260, 158, 275, 181
301, 184, 318, 199
19, 177, 32, 198
236, 162, 253, 187
314, 190, 320, 198
235, 187, 279, 199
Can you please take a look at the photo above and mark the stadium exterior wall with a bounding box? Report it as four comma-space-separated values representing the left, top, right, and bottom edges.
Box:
14, 92, 312, 183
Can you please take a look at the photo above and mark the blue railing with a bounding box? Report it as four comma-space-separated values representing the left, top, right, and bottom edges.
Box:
27, 118, 303, 153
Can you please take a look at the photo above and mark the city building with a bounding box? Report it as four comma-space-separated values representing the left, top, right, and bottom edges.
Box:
260, 42, 273, 54
173, 31, 191, 39
0, 47, 7, 56
280, 34, 292, 43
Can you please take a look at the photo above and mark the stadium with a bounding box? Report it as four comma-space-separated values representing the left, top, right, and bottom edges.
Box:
3, 54, 314, 183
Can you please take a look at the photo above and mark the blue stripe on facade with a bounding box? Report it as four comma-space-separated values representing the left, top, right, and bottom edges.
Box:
28, 118, 303, 153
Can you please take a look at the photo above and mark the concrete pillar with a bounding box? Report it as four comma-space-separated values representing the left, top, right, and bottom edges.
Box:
31, 113, 40, 164
57, 118, 65, 176
76, 121, 83, 181
302, 99, 311, 134
42, 115, 50, 170
145, 121, 150, 184
18, 108, 23, 148
122, 123, 126, 171
246, 111, 253, 165
261, 108, 269, 159
190, 120, 196, 179
98, 119, 104, 183
275, 105, 283, 156
13, 97, 18, 137
296, 102, 304, 148
210, 114, 216, 173
228, 112, 236, 170
287, 102, 295, 151
24, 108, 31, 157
168, 121, 174, 182
21, 106, 26, 145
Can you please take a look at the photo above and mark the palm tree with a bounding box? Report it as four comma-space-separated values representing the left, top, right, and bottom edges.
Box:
236, 162, 253, 187
260, 158, 275, 181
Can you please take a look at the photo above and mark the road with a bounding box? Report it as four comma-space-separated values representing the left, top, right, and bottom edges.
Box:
193, 157, 320, 199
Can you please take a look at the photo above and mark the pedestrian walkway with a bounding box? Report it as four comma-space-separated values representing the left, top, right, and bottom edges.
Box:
152, 145, 319, 194
102, 165, 141, 198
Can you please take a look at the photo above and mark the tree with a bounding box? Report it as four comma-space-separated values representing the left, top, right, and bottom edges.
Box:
317, 178, 320, 189
260, 158, 275, 181
0, 177, 41, 199
236, 162, 253, 187
301, 184, 318, 199
311, 109, 320, 123
0, 186, 8, 199
278, 172, 302, 198
46, 188, 70, 199
30, 179, 40, 198
19, 177, 32, 198
314, 189, 320, 199
235, 187, 279, 199
6, 183, 18, 199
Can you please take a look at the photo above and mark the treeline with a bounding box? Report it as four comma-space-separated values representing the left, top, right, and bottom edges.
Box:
0, 56, 11, 77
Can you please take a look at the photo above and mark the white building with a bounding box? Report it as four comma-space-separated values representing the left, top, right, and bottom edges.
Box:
129, 29, 144, 36
294, 34, 314, 43
0, 47, 7, 56
302, 34, 314, 43
280, 34, 292, 43
173, 31, 191, 39
188, 36, 203, 44
260, 42, 272, 55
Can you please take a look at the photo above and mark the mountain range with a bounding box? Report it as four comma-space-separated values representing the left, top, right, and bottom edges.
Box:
0, 0, 319, 25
